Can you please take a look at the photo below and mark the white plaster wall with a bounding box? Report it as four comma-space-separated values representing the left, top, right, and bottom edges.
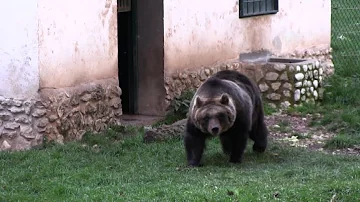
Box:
0, 0, 39, 99
38, 0, 118, 88
164, 0, 331, 72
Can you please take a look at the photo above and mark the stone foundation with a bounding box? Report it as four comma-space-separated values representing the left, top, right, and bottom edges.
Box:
165, 48, 334, 109
0, 78, 122, 151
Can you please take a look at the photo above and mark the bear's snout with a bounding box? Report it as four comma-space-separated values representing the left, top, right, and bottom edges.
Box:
211, 127, 219, 134
208, 119, 221, 136
209, 126, 220, 136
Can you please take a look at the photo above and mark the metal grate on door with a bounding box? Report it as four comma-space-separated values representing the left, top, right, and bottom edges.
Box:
239, 0, 278, 18
118, 0, 131, 12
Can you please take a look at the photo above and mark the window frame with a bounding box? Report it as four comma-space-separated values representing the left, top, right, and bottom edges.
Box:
239, 0, 279, 18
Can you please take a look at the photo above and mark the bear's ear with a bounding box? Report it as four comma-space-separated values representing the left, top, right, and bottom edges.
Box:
196, 96, 204, 108
220, 94, 229, 105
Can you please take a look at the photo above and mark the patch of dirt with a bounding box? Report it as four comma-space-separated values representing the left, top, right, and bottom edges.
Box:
144, 112, 360, 156
266, 111, 360, 156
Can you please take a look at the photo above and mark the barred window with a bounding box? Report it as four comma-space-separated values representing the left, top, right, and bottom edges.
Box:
239, 0, 279, 18
118, 0, 131, 12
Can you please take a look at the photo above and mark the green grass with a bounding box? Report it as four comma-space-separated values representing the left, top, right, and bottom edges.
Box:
286, 0, 360, 148
3, 2, 360, 202
1, 128, 360, 201
328, 1, 360, 108
263, 102, 278, 116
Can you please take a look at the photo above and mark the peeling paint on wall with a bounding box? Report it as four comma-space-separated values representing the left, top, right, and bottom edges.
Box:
38, 0, 118, 89
0, 0, 39, 99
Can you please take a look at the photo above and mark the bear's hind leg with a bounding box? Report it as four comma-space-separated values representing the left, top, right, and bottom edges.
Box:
249, 117, 268, 153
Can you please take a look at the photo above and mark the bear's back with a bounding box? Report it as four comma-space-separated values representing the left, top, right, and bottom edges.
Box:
212, 70, 260, 96
196, 70, 258, 100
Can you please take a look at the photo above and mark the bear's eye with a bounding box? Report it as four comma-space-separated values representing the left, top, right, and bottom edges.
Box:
203, 115, 210, 121
217, 113, 227, 121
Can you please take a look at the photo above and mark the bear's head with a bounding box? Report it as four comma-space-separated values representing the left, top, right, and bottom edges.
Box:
191, 93, 236, 136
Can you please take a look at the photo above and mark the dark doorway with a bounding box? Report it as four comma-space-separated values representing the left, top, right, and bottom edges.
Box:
118, 0, 137, 114
117, 0, 166, 116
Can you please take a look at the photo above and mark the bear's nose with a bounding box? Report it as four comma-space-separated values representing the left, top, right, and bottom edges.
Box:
211, 127, 219, 134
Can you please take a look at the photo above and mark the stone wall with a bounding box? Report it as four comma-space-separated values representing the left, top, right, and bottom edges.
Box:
258, 59, 323, 109
164, 48, 334, 109
0, 78, 122, 151
293, 61, 324, 105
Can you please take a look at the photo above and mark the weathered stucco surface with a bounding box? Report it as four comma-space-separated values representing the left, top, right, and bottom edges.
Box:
0, 0, 40, 99
1, 0, 121, 151
164, 0, 331, 72
38, 0, 118, 88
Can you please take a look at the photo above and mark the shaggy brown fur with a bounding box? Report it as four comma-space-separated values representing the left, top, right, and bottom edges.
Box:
184, 70, 268, 166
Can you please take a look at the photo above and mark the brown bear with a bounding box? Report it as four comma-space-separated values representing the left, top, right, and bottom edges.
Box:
184, 70, 268, 167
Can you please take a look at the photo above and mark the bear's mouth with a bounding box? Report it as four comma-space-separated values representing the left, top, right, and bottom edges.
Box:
208, 125, 221, 136
210, 128, 219, 136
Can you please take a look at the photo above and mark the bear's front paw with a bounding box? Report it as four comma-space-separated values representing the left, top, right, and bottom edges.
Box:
253, 144, 266, 153
188, 161, 203, 167
229, 156, 242, 164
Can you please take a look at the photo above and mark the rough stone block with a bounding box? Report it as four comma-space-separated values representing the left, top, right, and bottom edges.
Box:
2, 130, 18, 139
1, 140, 11, 151
265, 72, 279, 81
295, 73, 305, 81
274, 64, 287, 71
8, 107, 25, 113
283, 90, 291, 97
271, 82, 282, 91
283, 82, 292, 90
81, 94, 92, 102
259, 83, 269, 92
4, 123, 20, 130
20, 126, 36, 139
0, 112, 12, 121
15, 116, 31, 124
32, 108, 47, 117
294, 89, 301, 101
279, 72, 289, 81
267, 93, 281, 101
